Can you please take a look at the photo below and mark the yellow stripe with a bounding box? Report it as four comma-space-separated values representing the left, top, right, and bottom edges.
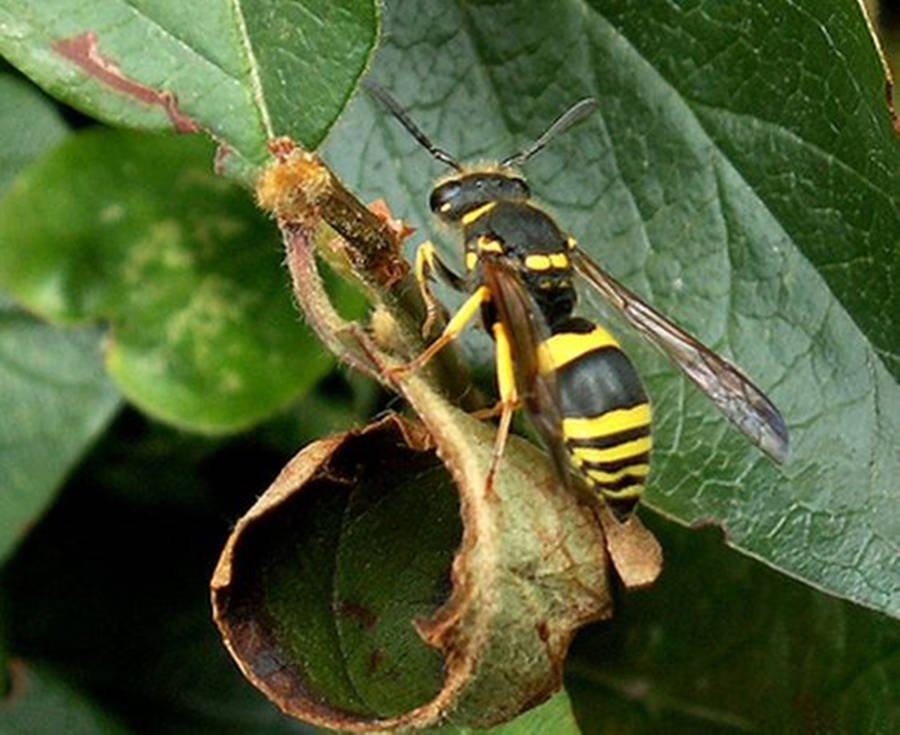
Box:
567, 236, 577, 250
524, 254, 552, 271
461, 201, 496, 225
562, 404, 651, 440
586, 464, 650, 484
524, 253, 569, 272
465, 251, 478, 270
539, 325, 620, 373
492, 322, 517, 402
571, 436, 652, 464
477, 235, 503, 254
601, 484, 644, 499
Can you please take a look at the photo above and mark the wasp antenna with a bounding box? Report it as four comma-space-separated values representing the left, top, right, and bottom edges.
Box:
501, 97, 598, 167
362, 79, 463, 172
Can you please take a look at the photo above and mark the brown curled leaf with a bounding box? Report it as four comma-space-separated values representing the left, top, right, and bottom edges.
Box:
211, 410, 616, 731
596, 506, 663, 590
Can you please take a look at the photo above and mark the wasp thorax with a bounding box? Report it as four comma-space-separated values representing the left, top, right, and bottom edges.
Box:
430, 173, 530, 222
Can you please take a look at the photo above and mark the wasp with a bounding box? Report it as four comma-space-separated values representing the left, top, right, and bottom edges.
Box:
364, 80, 790, 520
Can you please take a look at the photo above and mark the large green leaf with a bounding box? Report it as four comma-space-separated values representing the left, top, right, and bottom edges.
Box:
0, 0, 379, 184
323, 0, 900, 617
566, 516, 900, 733
0, 73, 120, 566
0, 129, 333, 434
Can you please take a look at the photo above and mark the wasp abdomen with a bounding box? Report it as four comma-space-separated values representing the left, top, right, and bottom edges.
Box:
541, 317, 652, 519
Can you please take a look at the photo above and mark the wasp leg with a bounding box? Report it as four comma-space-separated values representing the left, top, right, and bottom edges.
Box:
484, 321, 518, 498
471, 399, 522, 421
388, 285, 490, 379
414, 240, 466, 338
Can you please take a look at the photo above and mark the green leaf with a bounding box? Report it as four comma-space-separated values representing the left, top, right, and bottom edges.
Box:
566, 516, 900, 734
324, 0, 900, 616
421, 690, 581, 734
242, 440, 459, 718
0, 129, 333, 434
0, 663, 130, 734
0, 0, 379, 183
0, 74, 67, 191
0, 73, 120, 566
0, 293, 120, 565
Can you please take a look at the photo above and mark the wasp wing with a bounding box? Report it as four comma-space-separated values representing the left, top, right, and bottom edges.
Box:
480, 258, 573, 487
572, 249, 790, 464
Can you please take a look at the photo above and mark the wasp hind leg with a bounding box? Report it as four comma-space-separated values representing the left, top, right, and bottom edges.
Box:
470, 399, 522, 421
484, 321, 518, 498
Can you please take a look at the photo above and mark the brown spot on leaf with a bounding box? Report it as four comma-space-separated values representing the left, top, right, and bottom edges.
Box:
794, 692, 835, 733
214, 144, 233, 176
535, 620, 550, 642
368, 649, 384, 675
335, 600, 377, 630
52, 32, 199, 133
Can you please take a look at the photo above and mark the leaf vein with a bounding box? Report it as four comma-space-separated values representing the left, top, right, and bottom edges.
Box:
230, 0, 275, 139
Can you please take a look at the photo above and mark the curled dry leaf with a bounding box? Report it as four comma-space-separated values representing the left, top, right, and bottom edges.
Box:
212, 412, 618, 731
596, 506, 663, 590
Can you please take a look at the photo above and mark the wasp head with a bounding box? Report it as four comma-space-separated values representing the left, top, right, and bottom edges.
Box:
430, 172, 529, 223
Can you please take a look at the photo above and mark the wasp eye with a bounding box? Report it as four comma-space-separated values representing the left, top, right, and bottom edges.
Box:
430, 180, 461, 213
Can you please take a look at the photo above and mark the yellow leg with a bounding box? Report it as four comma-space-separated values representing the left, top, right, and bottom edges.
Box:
484, 321, 518, 498
388, 285, 490, 379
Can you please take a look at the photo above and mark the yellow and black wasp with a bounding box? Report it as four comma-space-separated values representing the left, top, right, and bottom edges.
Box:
364, 80, 790, 520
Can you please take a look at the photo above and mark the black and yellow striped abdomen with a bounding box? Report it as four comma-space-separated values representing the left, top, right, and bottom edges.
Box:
540, 317, 652, 519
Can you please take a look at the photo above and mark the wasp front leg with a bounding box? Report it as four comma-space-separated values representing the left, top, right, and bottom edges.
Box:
414, 240, 467, 338
387, 285, 490, 380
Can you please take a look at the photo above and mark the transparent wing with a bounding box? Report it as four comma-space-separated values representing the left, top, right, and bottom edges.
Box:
480, 258, 573, 486
572, 250, 790, 464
